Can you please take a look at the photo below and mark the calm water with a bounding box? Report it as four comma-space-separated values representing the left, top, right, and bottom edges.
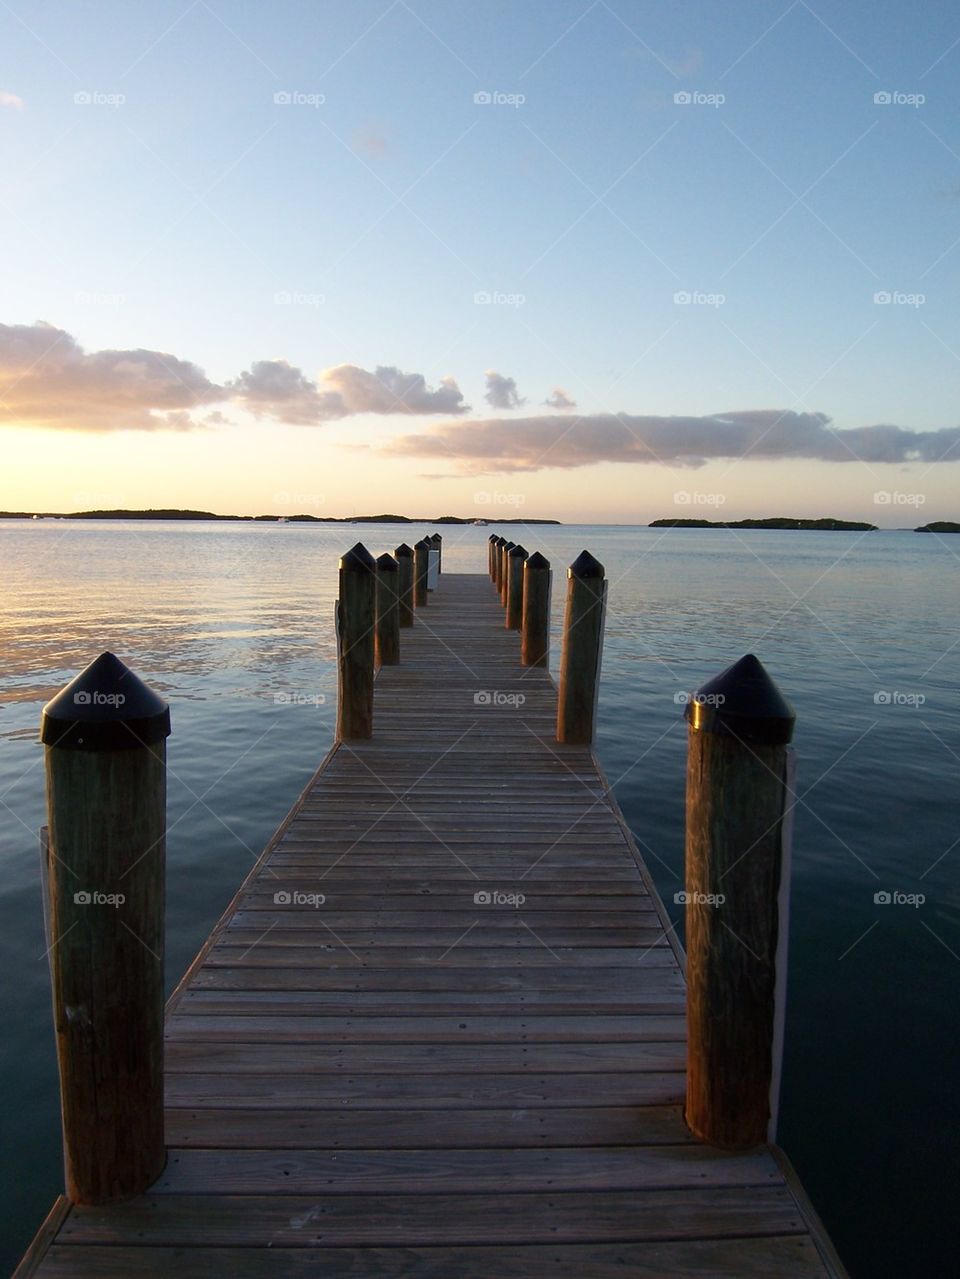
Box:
1, 519, 957, 1276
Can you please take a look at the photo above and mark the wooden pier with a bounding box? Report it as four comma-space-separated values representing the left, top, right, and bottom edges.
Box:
18, 551, 846, 1277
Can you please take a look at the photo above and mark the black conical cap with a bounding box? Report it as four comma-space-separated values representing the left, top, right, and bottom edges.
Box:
569, 549, 604, 578
340, 542, 375, 571
685, 653, 796, 744
488, 533, 498, 542
41, 651, 171, 752
526, 551, 550, 569
394, 542, 413, 557
376, 552, 398, 571
508, 543, 528, 558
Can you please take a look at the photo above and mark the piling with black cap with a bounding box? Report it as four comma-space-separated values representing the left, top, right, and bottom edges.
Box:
395, 543, 414, 627
375, 552, 400, 668
413, 539, 430, 608
336, 542, 376, 739
556, 551, 607, 744
521, 551, 551, 667
40, 652, 170, 1204
430, 532, 443, 574
505, 544, 528, 631
499, 541, 516, 606
682, 654, 796, 1150
492, 536, 506, 589
488, 534, 498, 580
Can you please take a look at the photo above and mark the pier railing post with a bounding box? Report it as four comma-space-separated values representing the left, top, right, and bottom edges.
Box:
39, 652, 170, 1204
336, 542, 376, 739
521, 551, 551, 667
394, 543, 414, 627
682, 654, 796, 1150
556, 551, 607, 744
431, 533, 442, 574
375, 552, 400, 668
493, 536, 506, 591
499, 541, 516, 607
413, 539, 430, 608
488, 534, 498, 581
505, 544, 528, 630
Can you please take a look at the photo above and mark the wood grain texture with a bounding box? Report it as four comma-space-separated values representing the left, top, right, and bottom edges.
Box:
20, 571, 844, 1278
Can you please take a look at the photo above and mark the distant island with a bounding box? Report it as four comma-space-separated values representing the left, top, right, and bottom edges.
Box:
0, 509, 560, 526
915, 521, 960, 533
649, 516, 878, 531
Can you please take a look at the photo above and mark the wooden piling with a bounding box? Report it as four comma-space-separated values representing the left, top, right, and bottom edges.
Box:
492, 536, 506, 589
499, 541, 516, 606
39, 652, 170, 1204
488, 534, 498, 580
413, 539, 430, 608
556, 550, 606, 744
430, 533, 443, 574
375, 552, 400, 668
505, 544, 528, 630
394, 543, 414, 627
521, 550, 551, 667
683, 654, 796, 1150
336, 542, 376, 740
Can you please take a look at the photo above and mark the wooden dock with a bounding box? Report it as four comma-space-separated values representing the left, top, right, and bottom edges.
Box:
19, 566, 846, 1277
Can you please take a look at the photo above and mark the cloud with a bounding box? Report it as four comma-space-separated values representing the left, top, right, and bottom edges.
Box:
229, 359, 346, 425
484, 369, 525, 410
0, 321, 225, 431
386, 409, 960, 474
543, 387, 577, 410
0, 91, 24, 110
322, 364, 469, 416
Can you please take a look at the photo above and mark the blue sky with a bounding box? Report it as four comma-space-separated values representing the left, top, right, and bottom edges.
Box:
2, 1, 959, 521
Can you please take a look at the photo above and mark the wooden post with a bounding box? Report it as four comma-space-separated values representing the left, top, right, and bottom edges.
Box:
505, 544, 527, 630
521, 551, 551, 667
493, 536, 506, 589
556, 550, 607, 744
431, 533, 443, 574
413, 539, 430, 608
488, 534, 498, 581
39, 652, 170, 1204
683, 654, 796, 1150
336, 542, 376, 740
499, 541, 515, 606
375, 552, 400, 668
394, 543, 414, 627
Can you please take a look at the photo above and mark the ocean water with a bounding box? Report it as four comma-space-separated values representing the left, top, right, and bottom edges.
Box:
0, 518, 957, 1277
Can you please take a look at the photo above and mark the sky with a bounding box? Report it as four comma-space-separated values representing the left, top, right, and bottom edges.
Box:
1, 0, 959, 525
